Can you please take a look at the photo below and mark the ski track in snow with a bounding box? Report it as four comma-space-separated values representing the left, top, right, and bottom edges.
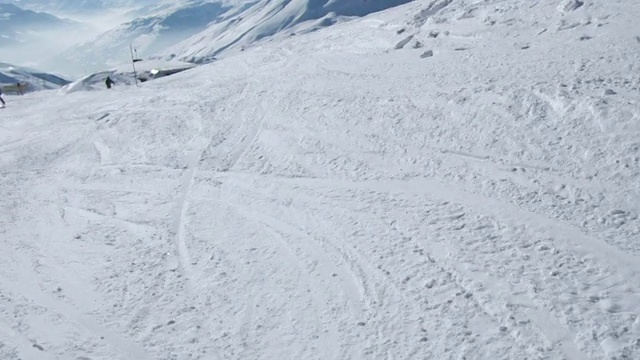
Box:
1, 0, 640, 359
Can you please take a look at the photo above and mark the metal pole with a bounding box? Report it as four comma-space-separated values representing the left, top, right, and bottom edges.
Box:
130, 44, 139, 86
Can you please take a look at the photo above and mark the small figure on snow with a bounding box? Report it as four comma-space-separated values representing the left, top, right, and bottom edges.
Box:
0, 87, 6, 107
16, 82, 25, 95
105, 76, 115, 89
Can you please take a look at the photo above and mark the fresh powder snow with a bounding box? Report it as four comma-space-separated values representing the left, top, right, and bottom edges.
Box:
1, 0, 639, 359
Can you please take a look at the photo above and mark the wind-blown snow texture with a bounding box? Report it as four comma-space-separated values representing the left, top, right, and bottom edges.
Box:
1, 0, 640, 359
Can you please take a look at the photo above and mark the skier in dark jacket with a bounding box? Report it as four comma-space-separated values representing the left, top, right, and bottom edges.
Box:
16, 82, 25, 95
105, 76, 115, 89
0, 87, 5, 107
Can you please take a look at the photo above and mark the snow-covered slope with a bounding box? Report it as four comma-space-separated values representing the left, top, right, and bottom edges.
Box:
0, 62, 70, 92
161, 0, 414, 62
1, 0, 639, 359
47, 1, 249, 78
45, 0, 413, 76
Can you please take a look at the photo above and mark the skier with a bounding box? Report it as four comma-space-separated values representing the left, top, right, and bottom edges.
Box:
105, 76, 115, 89
0, 87, 6, 107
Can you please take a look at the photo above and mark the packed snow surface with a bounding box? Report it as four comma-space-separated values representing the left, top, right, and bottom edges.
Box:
1, 0, 639, 359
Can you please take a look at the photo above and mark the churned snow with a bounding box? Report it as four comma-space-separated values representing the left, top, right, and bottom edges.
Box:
1, 0, 639, 359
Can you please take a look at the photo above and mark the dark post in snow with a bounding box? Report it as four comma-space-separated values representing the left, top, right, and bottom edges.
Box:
130, 44, 139, 86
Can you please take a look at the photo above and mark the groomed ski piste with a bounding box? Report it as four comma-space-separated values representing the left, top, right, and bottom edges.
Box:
1, 0, 639, 359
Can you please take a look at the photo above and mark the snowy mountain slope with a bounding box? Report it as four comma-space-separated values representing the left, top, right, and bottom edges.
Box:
44, 0, 412, 76
0, 3, 100, 74
46, 1, 253, 78
1, 0, 640, 359
161, 0, 414, 62
0, 3, 78, 46
3, 0, 164, 14
0, 62, 69, 92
